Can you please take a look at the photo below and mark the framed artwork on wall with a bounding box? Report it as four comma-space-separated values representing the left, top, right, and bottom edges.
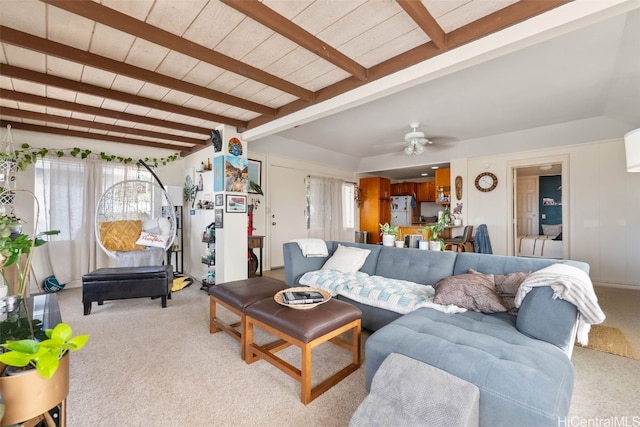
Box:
226, 195, 247, 213
224, 156, 248, 192
214, 208, 223, 228
213, 156, 224, 192
214, 194, 224, 206
248, 159, 261, 193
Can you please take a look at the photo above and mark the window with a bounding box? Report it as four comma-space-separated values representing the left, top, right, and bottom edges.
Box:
305, 176, 354, 240
35, 158, 150, 240
343, 182, 355, 229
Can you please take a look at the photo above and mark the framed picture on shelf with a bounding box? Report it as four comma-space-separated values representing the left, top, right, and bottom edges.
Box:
214, 209, 223, 228
248, 159, 261, 193
226, 195, 247, 213
214, 194, 224, 206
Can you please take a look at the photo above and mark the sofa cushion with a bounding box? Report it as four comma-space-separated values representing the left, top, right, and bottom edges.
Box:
432, 273, 507, 313
453, 252, 583, 276
365, 308, 574, 427
322, 244, 371, 273
375, 247, 457, 285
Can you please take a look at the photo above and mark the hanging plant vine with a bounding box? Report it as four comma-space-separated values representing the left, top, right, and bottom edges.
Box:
0, 144, 181, 171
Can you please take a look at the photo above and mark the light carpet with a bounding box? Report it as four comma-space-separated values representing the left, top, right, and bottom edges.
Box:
57, 285, 368, 426
55, 283, 640, 426
578, 325, 637, 360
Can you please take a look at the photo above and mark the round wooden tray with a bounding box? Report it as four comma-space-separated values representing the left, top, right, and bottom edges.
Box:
274, 287, 331, 310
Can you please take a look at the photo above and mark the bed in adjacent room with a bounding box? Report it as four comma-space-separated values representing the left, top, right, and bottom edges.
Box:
517, 224, 563, 259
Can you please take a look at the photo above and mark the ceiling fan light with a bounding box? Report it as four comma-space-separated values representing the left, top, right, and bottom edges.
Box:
415, 144, 425, 154
404, 145, 414, 155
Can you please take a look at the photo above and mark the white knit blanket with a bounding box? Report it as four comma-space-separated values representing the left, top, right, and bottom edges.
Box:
299, 269, 465, 315
291, 238, 328, 257
514, 263, 605, 346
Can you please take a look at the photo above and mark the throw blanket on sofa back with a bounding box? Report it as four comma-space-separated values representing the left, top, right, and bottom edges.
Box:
298, 269, 466, 315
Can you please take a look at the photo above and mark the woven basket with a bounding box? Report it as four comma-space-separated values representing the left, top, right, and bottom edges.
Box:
274, 287, 331, 310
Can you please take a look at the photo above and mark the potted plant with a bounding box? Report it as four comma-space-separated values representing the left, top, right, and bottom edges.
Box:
0, 322, 89, 425
0, 213, 59, 299
379, 223, 399, 247
422, 219, 446, 251
452, 203, 463, 226
0, 190, 59, 299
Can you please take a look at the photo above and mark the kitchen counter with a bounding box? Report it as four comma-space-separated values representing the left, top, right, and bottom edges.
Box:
400, 224, 463, 240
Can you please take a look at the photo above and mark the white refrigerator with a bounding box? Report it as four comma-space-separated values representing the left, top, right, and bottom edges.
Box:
390, 195, 413, 226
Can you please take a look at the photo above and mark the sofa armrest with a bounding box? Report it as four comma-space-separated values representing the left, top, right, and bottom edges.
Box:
283, 242, 333, 286
516, 286, 578, 356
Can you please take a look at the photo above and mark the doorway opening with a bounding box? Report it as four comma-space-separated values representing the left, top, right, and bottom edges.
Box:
507, 155, 569, 259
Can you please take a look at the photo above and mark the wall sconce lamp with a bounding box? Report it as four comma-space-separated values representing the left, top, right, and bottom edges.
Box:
625, 128, 640, 172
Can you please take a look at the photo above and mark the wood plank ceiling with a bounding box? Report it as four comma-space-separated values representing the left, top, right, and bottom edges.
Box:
0, 0, 570, 156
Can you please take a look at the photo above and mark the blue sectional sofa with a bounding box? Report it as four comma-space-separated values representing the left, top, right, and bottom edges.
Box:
283, 241, 590, 427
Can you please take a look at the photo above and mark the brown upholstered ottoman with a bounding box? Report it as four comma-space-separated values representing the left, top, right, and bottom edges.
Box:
208, 277, 287, 359
244, 297, 362, 404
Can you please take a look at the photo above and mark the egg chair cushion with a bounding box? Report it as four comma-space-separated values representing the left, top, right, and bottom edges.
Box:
136, 232, 171, 248
99, 220, 145, 252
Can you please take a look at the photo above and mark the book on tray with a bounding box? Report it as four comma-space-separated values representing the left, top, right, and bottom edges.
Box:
282, 290, 325, 305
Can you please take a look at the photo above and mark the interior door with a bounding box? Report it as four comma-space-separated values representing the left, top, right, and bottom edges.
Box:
269, 166, 308, 268
516, 176, 539, 235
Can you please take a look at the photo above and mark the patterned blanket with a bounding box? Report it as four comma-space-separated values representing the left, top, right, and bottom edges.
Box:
299, 270, 465, 315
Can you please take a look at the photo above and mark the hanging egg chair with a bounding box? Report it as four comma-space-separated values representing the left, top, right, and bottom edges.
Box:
95, 179, 176, 267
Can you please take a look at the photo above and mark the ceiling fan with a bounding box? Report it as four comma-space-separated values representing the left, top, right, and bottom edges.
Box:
403, 122, 432, 155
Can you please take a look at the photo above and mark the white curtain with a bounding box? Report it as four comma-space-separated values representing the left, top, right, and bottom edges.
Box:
33, 158, 148, 287
307, 175, 350, 241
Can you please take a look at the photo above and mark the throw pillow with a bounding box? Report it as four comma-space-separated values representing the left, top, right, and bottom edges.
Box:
541, 223, 562, 238
136, 232, 170, 249
469, 269, 530, 314
321, 244, 371, 273
433, 273, 507, 313
99, 220, 145, 252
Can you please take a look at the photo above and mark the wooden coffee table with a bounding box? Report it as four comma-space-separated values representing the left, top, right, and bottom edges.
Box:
244, 297, 362, 404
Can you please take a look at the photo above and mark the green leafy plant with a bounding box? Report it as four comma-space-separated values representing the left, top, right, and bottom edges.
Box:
422, 218, 447, 250
0, 323, 89, 379
379, 222, 399, 237
0, 214, 60, 298
0, 144, 181, 171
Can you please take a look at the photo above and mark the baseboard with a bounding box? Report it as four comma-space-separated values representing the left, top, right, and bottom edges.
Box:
593, 281, 640, 291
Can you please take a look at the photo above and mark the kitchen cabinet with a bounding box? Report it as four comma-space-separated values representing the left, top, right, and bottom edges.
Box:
416, 182, 436, 202
391, 182, 416, 196
359, 177, 391, 244
435, 168, 451, 204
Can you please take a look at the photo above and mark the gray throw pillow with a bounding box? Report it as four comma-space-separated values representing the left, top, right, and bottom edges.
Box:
468, 269, 530, 314
433, 273, 507, 313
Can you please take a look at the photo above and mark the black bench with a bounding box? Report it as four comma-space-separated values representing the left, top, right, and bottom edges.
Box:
82, 265, 173, 315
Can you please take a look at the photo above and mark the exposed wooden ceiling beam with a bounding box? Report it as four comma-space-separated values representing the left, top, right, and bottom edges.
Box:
0, 120, 185, 151
0, 90, 211, 139
0, 26, 275, 117
221, 0, 368, 81
0, 64, 247, 129
0, 107, 204, 145
397, 0, 446, 49
41, 0, 315, 102
446, 0, 572, 47
245, 0, 571, 130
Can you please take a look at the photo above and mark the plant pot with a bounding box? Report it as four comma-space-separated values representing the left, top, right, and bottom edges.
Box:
454, 219, 462, 226
0, 353, 69, 426
382, 234, 395, 247
419, 241, 429, 250
394, 240, 404, 248
429, 241, 442, 251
